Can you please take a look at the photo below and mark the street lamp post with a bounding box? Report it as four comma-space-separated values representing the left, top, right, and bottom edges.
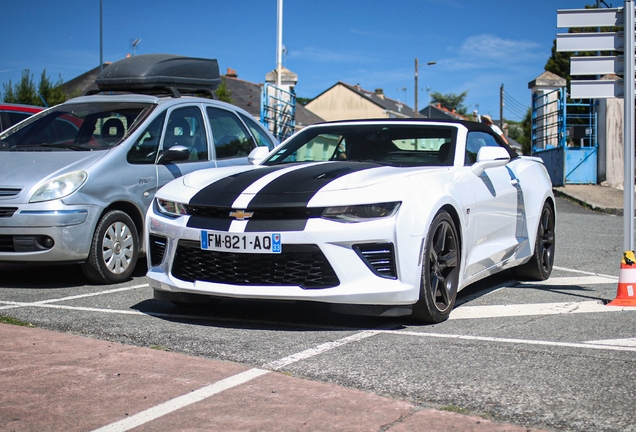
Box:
414, 58, 436, 118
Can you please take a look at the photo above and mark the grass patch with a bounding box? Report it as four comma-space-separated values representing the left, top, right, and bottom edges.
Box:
440, 405, 471, 415
149, 345, 169, 351
0, 315, 35, 327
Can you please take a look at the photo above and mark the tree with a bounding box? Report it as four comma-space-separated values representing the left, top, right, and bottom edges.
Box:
296, 97, 312, 106
515, 108, 532, 155
2, 69, 67, 107
429, 91, 469, 116
215, 77, 233, 103
38, 70, 66, 107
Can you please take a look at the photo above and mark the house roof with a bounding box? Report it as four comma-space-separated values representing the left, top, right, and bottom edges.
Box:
311, 81, 415, 118
223, 75, 323, 127
419, 104, 469, 121
62, 63, 111, 96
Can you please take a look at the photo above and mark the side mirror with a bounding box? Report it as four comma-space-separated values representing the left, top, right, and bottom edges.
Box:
471, 146, 510, 176
158, 145, 190, 164
248, 146, 271, 165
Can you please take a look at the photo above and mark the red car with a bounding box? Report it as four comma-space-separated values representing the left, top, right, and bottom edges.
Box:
0, 103, 44, 131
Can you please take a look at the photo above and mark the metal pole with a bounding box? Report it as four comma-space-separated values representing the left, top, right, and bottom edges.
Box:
100, 0, 103, 71
276, 0, 283, 88
500, 84, 504, 129
624, 0, 635, 251
414, 58, 418, 118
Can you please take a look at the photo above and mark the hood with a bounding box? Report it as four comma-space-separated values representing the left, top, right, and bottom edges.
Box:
0, 151, 108, 199
185, 161, 445, 209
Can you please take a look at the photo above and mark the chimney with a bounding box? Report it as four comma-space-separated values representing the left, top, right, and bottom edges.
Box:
374, 88, 384, 99
226, 68, 238, 78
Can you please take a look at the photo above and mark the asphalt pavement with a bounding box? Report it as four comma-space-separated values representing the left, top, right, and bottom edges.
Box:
0, 184, 628, 432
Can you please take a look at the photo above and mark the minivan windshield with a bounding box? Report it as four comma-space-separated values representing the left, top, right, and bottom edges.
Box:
0, 102, 153, 151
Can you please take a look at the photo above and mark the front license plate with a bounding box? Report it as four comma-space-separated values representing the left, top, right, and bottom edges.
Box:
201, 230, 282, 254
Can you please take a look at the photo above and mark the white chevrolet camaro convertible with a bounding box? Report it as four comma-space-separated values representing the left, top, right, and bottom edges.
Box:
146, 119, 555, 323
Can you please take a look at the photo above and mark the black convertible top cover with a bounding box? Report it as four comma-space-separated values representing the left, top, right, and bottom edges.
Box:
95, 54, 221, 94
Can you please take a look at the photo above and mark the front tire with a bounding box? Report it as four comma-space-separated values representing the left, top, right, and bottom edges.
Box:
412, 211, 460, 324
81, 210, 139, 284
513, 201, 555, 281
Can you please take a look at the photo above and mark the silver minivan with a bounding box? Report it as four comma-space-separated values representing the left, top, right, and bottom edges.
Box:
0, 55, 277, 284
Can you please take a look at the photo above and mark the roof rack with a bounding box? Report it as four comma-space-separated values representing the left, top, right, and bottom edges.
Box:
89, 54, 221, 98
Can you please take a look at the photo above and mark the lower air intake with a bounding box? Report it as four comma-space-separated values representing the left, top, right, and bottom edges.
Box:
171, 240, 339, 289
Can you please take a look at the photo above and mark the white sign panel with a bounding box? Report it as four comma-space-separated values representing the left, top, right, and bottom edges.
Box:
556, 32, 623, 52
570, 56, 624, 75
557, 8, 623, 28
570, 79, 623, 99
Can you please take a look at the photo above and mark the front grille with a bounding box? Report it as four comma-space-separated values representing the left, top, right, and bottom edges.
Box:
353, 243, 397, 279
148, 234, 167, 266
171, 240, 339, 289
185, 205, 322, 221
0, 207, 18, 217
0, 188, 21, 197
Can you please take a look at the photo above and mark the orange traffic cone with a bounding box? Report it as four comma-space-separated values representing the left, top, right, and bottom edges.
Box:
608, 251, 636, 307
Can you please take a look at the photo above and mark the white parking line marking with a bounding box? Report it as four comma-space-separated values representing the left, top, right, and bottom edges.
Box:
0, 284, 148, 311
450, 300, 634, 320
553, 266, 618, 279
584, 338, 636, 347
265, 330, 378, 370
378, 330, 636, 353
92, 368, 270, 432
91, 329, 382, 432
520, 275, 617, 286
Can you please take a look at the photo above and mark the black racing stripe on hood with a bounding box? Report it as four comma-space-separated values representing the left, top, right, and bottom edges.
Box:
247, 162, 379, 208
188, 165, 290, 207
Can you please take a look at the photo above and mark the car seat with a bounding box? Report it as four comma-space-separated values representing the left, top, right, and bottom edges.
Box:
437, 141, 454, 166
101, 118, 125, 146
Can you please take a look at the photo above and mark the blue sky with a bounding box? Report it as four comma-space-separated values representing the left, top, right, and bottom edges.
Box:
0, 1, 599, 121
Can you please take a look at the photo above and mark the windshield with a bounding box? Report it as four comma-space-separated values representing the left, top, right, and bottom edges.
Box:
0, 102, 154, 151
263, 123, 458, 167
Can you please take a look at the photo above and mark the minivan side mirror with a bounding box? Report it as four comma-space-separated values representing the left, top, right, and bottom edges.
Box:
158, 145, 190, 164
471, 146, 510, 176
248, 146, 271, 165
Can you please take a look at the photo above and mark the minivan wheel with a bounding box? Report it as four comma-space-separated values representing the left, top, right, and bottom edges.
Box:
81, 210, 139, 284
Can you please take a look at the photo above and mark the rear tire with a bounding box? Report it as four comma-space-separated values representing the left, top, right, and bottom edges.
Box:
411, 211, 460, 324
513, 201, 555, 281
81, 210, 139, 284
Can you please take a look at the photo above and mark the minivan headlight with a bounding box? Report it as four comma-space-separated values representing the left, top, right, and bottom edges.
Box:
30, 171, 88, 203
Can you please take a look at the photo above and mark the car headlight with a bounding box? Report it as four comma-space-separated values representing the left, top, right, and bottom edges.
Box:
322, 202, 401, 222
156, 198, 188, 217
30, 171, 88, 203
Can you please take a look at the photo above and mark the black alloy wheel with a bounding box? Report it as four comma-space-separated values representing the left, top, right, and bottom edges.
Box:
513, 201, 555, 281
412, 211, 460, 324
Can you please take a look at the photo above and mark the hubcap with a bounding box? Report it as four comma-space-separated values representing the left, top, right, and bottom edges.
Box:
102, 221, 134, 275
428, 220, 458, 313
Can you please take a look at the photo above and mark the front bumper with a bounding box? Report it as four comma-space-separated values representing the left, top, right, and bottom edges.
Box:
0, 204, 100, 262
146, 211, 423, 306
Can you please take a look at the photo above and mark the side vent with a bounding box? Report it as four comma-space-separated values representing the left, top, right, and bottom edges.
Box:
149, 235, 167, 266
353, 243, 397, 279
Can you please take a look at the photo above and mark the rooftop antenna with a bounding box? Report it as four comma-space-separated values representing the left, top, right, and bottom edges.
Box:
132, 38, 141, 56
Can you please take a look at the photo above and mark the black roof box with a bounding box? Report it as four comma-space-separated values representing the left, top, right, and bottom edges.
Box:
94, 54, 221, 96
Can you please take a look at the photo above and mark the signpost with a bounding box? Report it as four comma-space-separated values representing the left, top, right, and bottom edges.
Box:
556, 1, 635, 252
